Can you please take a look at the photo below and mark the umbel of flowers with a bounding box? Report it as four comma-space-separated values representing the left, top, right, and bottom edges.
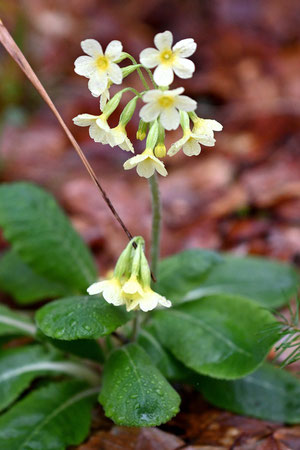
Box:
73, 30, 223, 179
87, 237, 171, 312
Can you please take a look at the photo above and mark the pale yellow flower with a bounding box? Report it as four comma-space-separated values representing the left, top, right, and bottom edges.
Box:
140, 88, 196, 131
106, 124, 134, 153
72, 113, 109, 144
140, 30, 196, 86
75, 39, 123, 97
123, 148, 168, 178
87, 278, 125, 306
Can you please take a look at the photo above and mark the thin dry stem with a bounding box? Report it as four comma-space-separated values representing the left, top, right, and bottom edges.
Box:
0, 19, 133, 242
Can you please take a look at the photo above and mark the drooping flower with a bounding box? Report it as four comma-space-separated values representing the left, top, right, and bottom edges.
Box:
87, 237, 172, 313
137, 287, 171, 312
74, 39, 123, 97
193, 118, 223, 140
140, 30, 197, 86
124, 148, 168, 178
140, 88, 196, 131
168, 113, 223, 157
72, 113, 109, 144
87, 278, 125, 306
106, 124, 134, 152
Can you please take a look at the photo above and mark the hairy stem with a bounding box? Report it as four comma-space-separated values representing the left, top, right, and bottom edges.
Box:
148, 174, 161, 279
132, 311, 141, 341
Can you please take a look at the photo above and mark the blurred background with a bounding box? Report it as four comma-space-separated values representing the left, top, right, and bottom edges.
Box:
0, 0, 300, 272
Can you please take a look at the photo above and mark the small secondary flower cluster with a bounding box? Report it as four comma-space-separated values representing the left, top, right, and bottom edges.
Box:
87, 237, 171, 312
73, 31, 222, 178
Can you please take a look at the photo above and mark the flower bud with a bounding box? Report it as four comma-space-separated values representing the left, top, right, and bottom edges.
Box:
136, 120, 148, 140
102, 91, 123, 117
154, 143, 166, 158
122, 64, 141, 78
146, 120, 159, 150
119, 97, 138, 126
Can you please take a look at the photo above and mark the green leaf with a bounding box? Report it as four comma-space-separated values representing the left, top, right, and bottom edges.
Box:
36, 296, 131, 340
152, 295, 279, 379
183, 255, 299, 308
156, 249, 222, 303
0, 182, 97, 292
194, 363, 300, 424
138, 328, 190, 381
0, 304, 36, 337
99, 343, 180, 427
0, 345, 60, 412
0, 250, 70, 304
0, 380, 97, 450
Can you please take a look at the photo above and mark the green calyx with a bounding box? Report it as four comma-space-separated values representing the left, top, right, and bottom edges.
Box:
146, 120, 159, 150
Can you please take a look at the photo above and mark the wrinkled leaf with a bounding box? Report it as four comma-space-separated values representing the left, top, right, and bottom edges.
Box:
152, 295, 278, 379
195, 363, 300, 424
0, 304, 36, 337
0, 250, 70, 304
36, 296, 131, 340
138, 328, 190, 381
184, 255, 299, 308
0, 182, 97, 292
99, 343, 180, 427
0, 380, 97, 450
156, 249, 222, 302
0, 345, 59, 412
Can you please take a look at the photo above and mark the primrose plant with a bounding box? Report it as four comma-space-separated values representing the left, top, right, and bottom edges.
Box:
0, 30, 299, 450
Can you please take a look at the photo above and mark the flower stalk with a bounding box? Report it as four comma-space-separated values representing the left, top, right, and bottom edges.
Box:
148, 173, 161, 279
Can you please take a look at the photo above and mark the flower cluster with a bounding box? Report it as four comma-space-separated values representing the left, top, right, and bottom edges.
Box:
73, 31, 222, 179
87, 237, 171, 312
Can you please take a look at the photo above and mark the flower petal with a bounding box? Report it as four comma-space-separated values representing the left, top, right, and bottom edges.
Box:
74, 56, 96, 77
89, 123, 107, 143
198, 135, 216, 146
87, 281, 105, 295
154, 30, 173, 50
173, 38, 197, 57
169, 87, 185, 96
204, 119, 223, 131
81, 39, 103, 57
183, 138, 201, 156
174, 94, 197, 111
96, 117, 110, 132
173, 58, 195, 79
139, 292, 159, 311
124, 153, 147, 170
153, 64, 174, 86
142, 89, 163, 103
119, 138, 134, 153
140, 102, 160, 123
88, 73, 108, 96
137, 159, 156, 178
167, 134, 189, 156
139, 48, 160, 68
73, 113, 97, 126
100, 89, 110, 111
105, 40, 123, 60
153, 159, 168, 177
108, 63, 122, 84
160, 107, 180, 130
158, 296, 172, 308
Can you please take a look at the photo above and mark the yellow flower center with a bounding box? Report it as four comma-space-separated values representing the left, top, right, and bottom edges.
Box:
96, 55, 109, 71
160, 49, 175, 65
158, 95, 174, 108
